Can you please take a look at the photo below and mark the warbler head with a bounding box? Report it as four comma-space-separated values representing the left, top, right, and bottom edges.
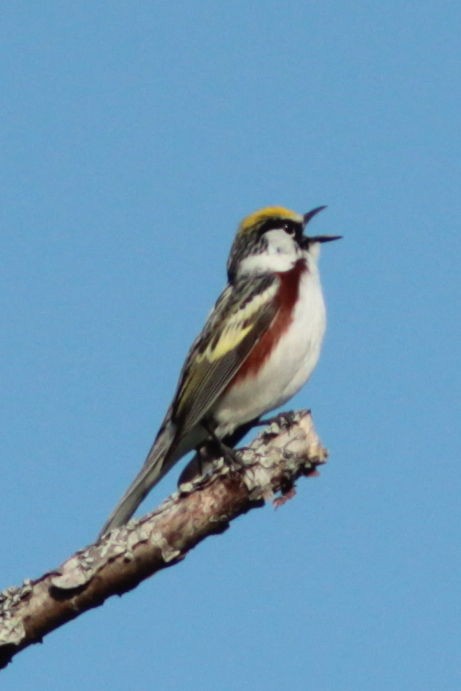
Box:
227, 205, 341, 281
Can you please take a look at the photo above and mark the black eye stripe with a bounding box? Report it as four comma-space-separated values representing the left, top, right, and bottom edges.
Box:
257, 218, 302, 238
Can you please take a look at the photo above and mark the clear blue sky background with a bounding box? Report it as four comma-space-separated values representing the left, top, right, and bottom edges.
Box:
1, 3, 460, 690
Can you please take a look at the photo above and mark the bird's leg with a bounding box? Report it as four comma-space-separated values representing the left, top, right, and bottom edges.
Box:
177, 446, 212, 486
223, 417, 261, 444
177, 421, 251, 488
177, 435, 235, 489
203, 421, 240, 467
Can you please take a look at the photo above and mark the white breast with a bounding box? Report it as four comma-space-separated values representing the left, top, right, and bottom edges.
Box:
214, 256, 326, 436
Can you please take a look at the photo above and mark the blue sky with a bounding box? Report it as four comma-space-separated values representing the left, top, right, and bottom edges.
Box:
1, 2, 460, 689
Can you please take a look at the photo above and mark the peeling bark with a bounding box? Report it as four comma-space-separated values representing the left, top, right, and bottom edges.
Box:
0, 410, 327, 669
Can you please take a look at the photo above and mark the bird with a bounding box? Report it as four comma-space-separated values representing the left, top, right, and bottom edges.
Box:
99, 205, 340, 537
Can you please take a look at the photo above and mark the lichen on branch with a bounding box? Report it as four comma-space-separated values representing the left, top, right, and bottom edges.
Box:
0, 410, 327, 670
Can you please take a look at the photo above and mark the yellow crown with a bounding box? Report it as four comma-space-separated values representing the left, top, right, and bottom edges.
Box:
238, 206, 303, 234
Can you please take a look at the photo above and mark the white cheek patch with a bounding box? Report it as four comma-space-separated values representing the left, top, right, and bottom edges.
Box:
236, 228, 304, 276
265, 228, 295, 256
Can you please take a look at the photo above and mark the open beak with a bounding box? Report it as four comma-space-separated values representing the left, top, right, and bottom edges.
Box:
302, 206, 342, 245
303, 206, 327, 225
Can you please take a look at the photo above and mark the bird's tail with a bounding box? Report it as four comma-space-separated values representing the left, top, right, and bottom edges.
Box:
98, 424, 177, 538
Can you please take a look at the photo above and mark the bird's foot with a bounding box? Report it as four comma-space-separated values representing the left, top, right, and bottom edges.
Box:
177, 439, 240, 488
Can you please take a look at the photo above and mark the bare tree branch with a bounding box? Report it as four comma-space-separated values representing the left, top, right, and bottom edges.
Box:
0, 410, 327, 670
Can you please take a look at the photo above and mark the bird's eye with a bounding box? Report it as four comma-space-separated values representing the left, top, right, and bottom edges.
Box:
283, 222, 296, 237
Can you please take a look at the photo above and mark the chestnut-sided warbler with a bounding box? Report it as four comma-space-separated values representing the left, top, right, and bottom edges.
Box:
100, 205, 340, 536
